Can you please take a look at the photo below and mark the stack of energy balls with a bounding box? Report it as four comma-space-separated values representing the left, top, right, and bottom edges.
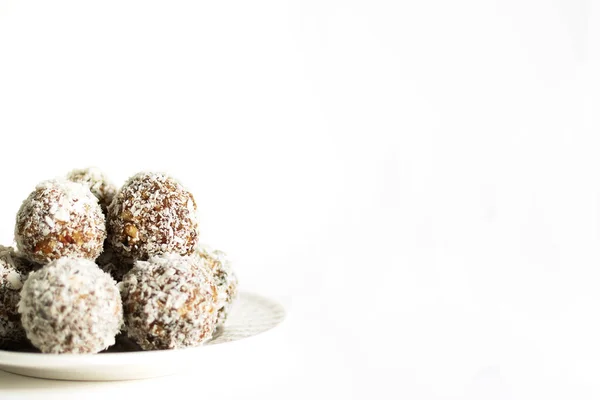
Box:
0, 169, 237, 354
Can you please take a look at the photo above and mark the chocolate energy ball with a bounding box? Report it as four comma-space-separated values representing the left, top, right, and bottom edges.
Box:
195, 244, 238, 327
119, 253, 218, 350
15, 179, 106, 265
18, 258, 123, 354
0, 247, 26, 346
66, 167, 117, 214
107, 172, 199, 263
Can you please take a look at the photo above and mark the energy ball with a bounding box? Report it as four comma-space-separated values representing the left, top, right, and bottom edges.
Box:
66, 167, 117, 214
107, 172, 199, 263
15, 179, 106, 265
120, 253, 217, 350
195, 244, 238, 327
18, 258, 123, 354
0, 247, 26, 346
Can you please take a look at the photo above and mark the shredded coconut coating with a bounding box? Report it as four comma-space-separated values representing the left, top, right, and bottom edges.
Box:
119, 253, 218, 350
195, 244, 238, 327
66, 167, 117, 214
107, 172, 199, 263
18, 258, 123, 354
0, 247, 26, 345
97, 244, 130, 282
15, 179, 107, 265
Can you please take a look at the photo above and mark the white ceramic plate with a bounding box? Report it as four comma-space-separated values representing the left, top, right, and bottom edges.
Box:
0, 292, 286, 381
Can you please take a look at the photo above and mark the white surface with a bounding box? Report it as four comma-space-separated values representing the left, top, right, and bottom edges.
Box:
0, 0, 598, 399
0, 292, 286, 381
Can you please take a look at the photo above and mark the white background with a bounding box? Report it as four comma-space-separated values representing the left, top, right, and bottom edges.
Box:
0, 0, 598, 399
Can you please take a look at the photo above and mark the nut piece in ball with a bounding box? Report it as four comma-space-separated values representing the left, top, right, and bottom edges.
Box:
15, 179, 107, 265
107, 172, 199, 262
195, 244, 238, 327
0, 247, 26, 346
18, 258, 123, 354
119, 253, 217, 350
66, 167, 117, 214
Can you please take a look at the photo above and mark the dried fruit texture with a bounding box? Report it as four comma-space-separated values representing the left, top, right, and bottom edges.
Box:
107, 172, 199, 263
15, 180, 106, 265
195, 244, 238, 327
18, 258, 123, 354
66, 167, 117, 214
0, 247, 26, 346
119, 253, 218, 350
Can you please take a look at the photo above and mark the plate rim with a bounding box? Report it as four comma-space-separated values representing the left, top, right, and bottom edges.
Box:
0, 291, 286, 368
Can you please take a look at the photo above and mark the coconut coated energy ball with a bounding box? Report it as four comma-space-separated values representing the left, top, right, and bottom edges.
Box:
0, 247, 26, 346
18, 258, 123, 354
66, 167, 117, 214
107, 172, 199, 263
119, 253, 217, 350
195, 244, 238, 327
15, 179, 106, 265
